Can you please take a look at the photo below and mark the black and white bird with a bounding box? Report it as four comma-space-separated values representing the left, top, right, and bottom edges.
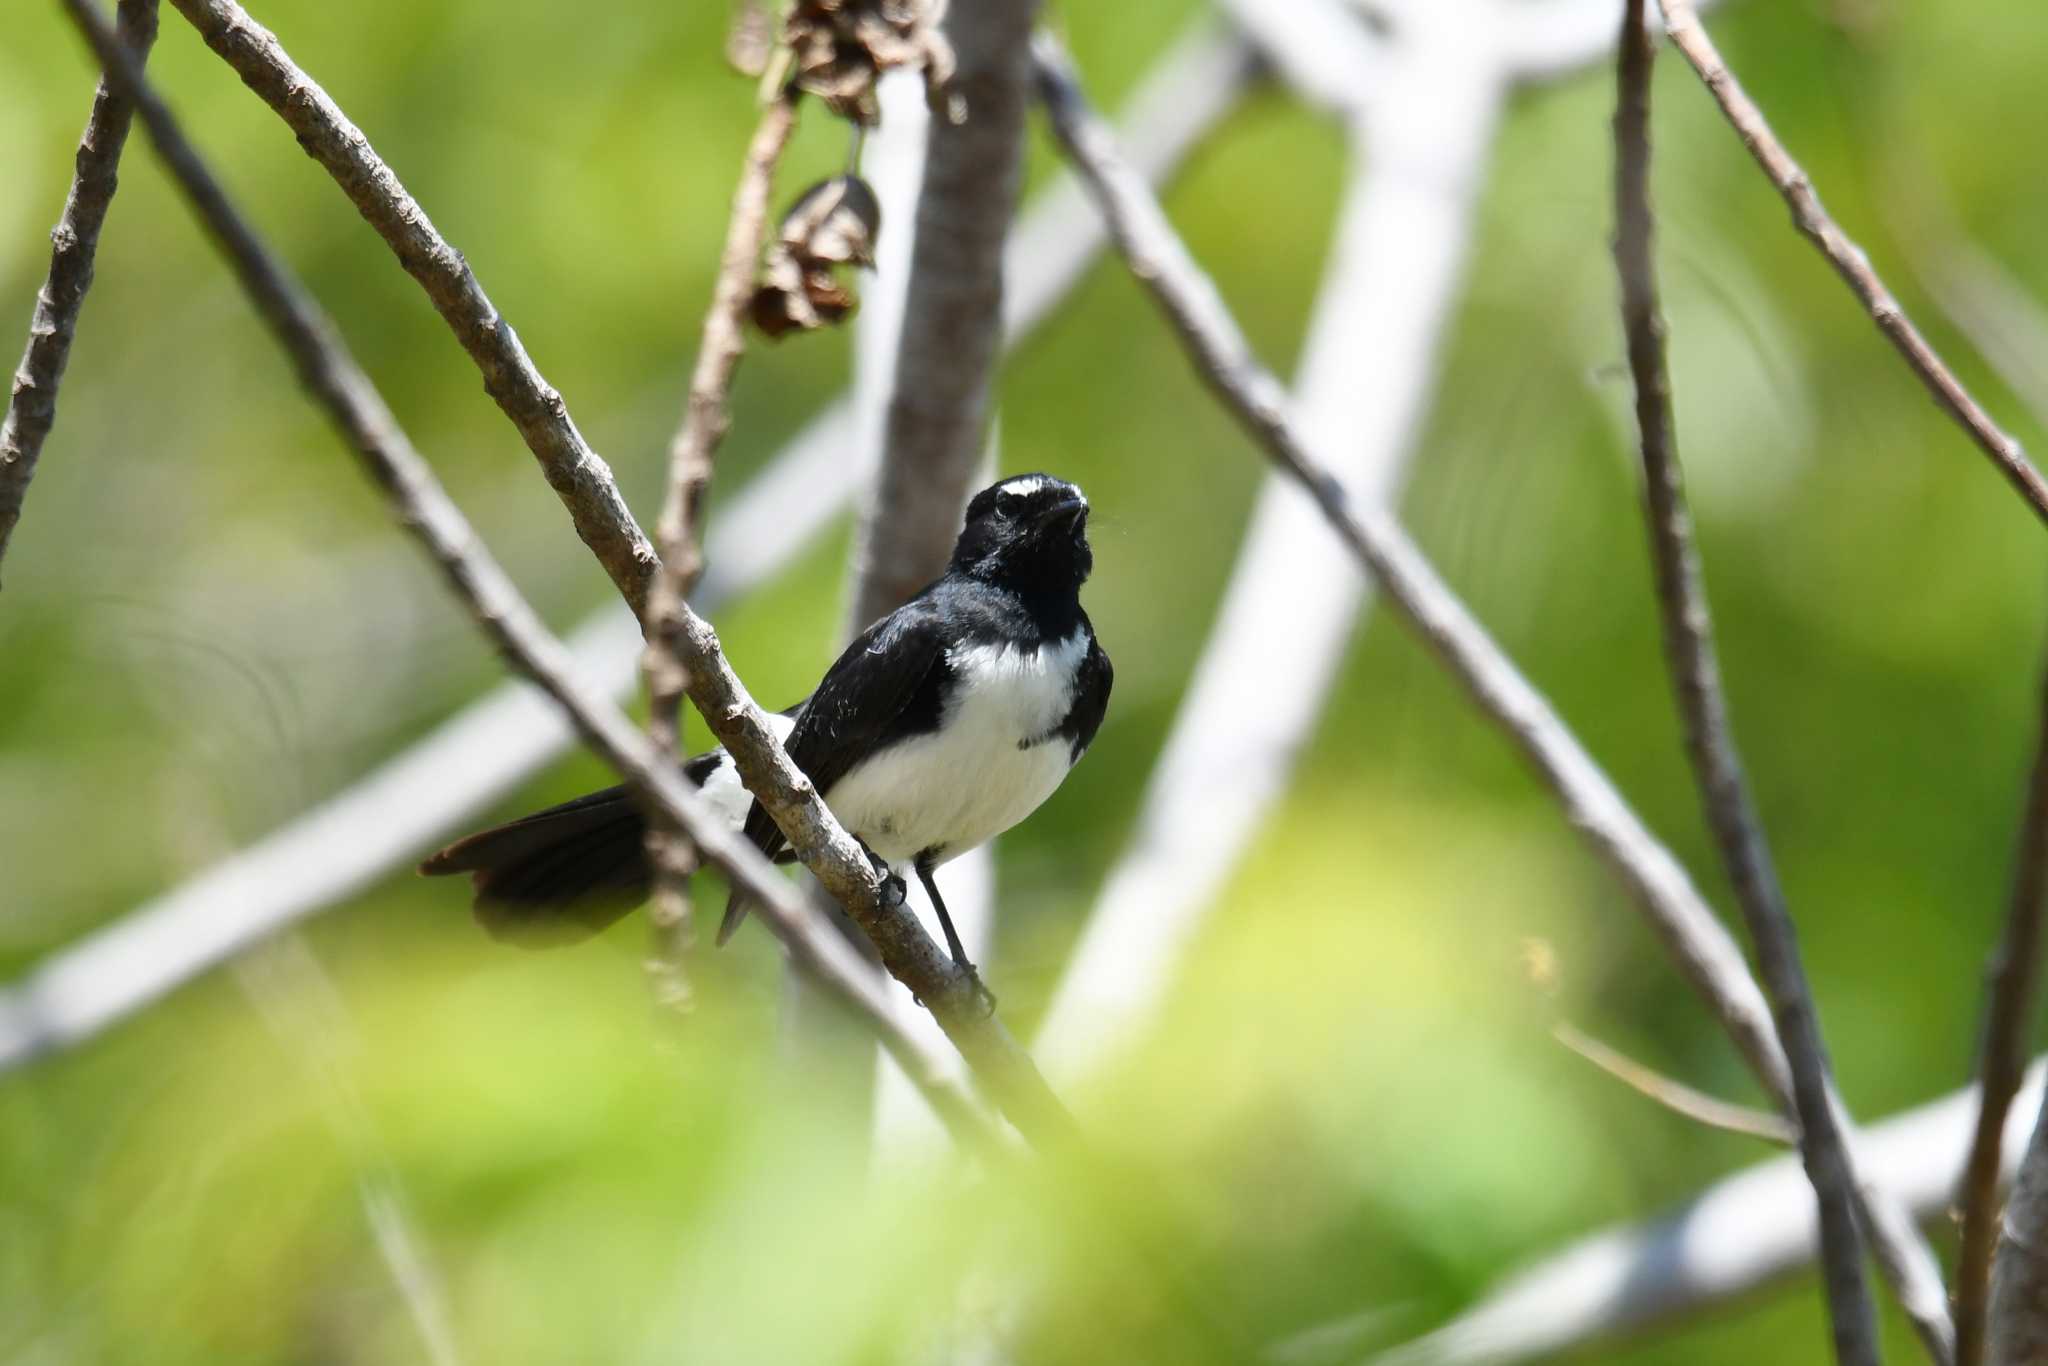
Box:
420, 472, 1112, 977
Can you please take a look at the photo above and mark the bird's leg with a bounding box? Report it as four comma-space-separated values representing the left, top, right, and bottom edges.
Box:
854, 836, 907, 908
916, 856, 995, 1014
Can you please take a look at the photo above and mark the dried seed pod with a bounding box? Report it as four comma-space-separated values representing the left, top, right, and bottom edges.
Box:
783, 0, 956, 125
750, 175, 881, 339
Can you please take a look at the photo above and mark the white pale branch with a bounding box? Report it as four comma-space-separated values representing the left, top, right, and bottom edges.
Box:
1360, 1063, 2046, 1366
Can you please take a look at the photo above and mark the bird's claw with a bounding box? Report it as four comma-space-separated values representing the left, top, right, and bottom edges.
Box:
854, 838, 907, 908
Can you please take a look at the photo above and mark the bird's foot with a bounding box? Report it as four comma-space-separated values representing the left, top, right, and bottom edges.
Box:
854, 838, 908, 908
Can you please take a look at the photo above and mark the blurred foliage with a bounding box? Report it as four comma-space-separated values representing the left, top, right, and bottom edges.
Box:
5, 0, 2048, 1362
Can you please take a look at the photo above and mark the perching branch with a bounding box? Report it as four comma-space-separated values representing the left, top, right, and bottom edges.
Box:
1034, 36, 1951, 1349
0, 0, 157, 587
0, 29, 1250, 1079
163, 0, 661, 614
1652, 0, 2048, 529
846, 0, 1045, 627
56, 0, 1008, 1153
1612, 3, 1880, 1360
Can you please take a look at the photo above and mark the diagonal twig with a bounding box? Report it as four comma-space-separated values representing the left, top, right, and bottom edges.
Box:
1036, 24, 1785, 1113
0, 0, 158, 587
0, 27, 1252, 1080
1974, 657, 2048, 1363
163, 0, 661, 614
1886, 193, 2048, 1366
1612, 2, 1881, 1359
1652, 0, 2048, 529
55, 0, 1011, 1154
1554, 1022, 1796, 1145
1036, 0, 1497, 1084
1033, 34, 1952, 1354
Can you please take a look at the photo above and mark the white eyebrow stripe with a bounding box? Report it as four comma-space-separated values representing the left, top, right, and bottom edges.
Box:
999, 475, 1051, 499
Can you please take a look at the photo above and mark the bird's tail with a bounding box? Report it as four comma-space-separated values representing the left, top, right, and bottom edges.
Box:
716, 890, 751, 947
419, 785, 651, 946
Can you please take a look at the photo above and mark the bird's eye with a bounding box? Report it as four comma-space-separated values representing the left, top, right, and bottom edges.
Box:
994, 491, 1025, 519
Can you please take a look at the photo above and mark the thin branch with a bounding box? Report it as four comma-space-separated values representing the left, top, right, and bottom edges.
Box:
1554, 1022, 1796, 1144
647, 93, 798, 616
846, 0, 1045, 628
56, 0, 1004, 1153
640, 90, 799, 1012
1034, 36, 1953, 1350
1613, 3, 1880, 1359
1653, 0, 2048, 529
1035, 25, 1787, 1117
1975, 661, 2048, 1361
1037, 5, 1501, 1082
1884, 190, 2048, 1366
163, 0, 661, 614
1358, 1061, 2048, 1366
1989, 1093, 2048, 1362
0, 28, 1251, 1079
0, 0, 158, 587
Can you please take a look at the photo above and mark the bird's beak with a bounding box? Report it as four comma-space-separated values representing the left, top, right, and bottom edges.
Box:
1037, 495, 1088, 530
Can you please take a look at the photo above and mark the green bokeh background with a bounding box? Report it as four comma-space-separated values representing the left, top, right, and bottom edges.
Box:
5, 1, 2046, 1361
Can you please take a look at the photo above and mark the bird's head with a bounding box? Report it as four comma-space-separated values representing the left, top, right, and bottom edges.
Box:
950, 473, 1094, 595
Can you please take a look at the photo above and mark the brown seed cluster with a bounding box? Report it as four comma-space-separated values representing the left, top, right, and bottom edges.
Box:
784, 0, 957, 125
750, 175, 882, 338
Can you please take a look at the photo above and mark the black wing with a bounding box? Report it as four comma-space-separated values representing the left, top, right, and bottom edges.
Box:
719, 600, 952, 942
1059, 626, 1113, 760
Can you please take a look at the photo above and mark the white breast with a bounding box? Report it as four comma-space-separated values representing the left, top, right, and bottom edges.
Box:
824, 629, 1090, 865
693, 708, 798, 828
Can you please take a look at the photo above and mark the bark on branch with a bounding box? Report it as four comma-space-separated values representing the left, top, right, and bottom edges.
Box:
0, 0, 158, 586
1612, 3, 1882, 1358
1989, 1093, 2048, 1362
